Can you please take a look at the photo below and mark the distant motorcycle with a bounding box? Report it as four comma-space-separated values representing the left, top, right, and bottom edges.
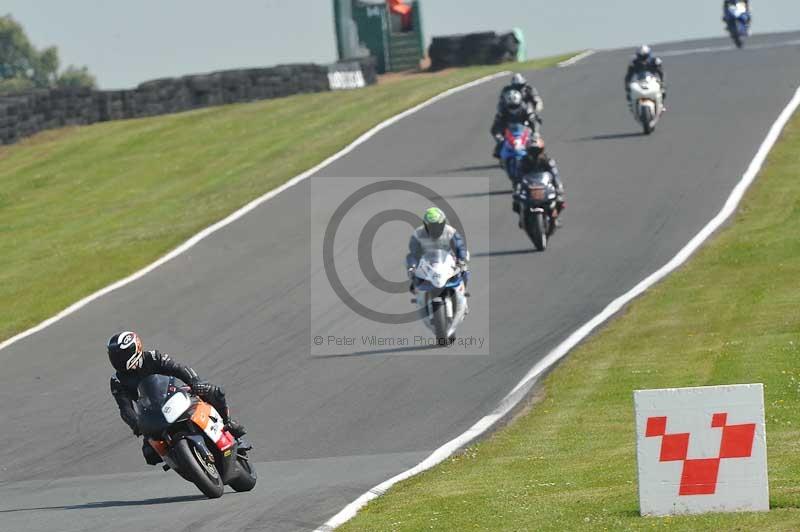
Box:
136, 374, 256, 498
628, 72, 664, 135
411, 250, 469, 345
499, 122, 533, 183
725, 2, 751, 48
513, 170, 559, 251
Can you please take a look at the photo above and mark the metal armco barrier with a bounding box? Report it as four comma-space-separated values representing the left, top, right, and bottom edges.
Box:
0, 57, 377, 146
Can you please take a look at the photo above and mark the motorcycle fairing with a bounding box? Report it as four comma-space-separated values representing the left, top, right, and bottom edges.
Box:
191, 402, 235, 451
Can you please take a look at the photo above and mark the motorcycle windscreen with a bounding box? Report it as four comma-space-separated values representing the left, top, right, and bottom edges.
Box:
417, 250, 459, 289
136, 374, 173, 436
522, 171, 552, 186
136, 374, 172, 409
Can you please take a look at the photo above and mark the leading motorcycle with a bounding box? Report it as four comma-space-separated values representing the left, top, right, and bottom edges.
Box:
628, 72, 664, 135
725, 2, 751, 48
135, 374, 256, 498
411, 250, 468, 345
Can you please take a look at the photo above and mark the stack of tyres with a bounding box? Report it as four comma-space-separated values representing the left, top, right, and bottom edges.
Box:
497, 32, 520, 63
462, 32, 500, 65
428, 31, 520, 70
429, 36, 464, 70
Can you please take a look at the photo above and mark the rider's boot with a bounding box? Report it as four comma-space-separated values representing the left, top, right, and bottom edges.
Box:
142, 441, 163, 465
492, 140, 502, 159
226, 419, 247, 439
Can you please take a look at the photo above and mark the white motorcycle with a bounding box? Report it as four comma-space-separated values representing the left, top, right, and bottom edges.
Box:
628, 72, 664, 135
411, 250, 469, 345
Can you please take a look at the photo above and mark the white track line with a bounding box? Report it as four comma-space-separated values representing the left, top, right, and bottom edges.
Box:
315, 87, 800, 531
0, 70, 510, 355
558, 49, 596, 68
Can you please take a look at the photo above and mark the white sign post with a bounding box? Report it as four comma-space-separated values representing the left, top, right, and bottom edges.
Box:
634, 384, 769, 516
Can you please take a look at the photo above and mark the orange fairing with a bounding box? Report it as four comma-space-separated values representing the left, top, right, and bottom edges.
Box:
149, 439, 168, 457
191, 401, 212, 429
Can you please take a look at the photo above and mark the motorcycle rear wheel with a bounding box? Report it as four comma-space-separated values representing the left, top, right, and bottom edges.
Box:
229, 453, 258, 492
173, 438, 224, 498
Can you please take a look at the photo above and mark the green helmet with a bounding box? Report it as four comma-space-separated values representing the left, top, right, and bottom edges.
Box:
423, 207, 446, 238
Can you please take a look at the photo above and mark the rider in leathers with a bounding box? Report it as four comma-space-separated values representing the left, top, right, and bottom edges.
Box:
406, 207, 469, 293
624, 45, 666, 107
512, 136, 566, 224
491, 88, 540, 159
722, 0, 751, 32
498, 73, 543, 118
108, 331, 246, 465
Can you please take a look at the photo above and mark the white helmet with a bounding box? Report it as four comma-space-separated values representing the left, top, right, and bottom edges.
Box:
511, 73, 526, 87
503, 89, 523, 111
636, 45, 652, 61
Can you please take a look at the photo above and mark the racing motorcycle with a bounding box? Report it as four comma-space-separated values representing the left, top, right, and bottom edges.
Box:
513, 170, 559, 251
411, 249, 468, 345
135, 374, 256, 498
724, 2, 751, 48
628, 72, 664, 135
499, 122, 533, 183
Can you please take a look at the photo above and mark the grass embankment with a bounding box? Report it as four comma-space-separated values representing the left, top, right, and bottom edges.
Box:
0, 54, 572, 342
340, 114, 800, 529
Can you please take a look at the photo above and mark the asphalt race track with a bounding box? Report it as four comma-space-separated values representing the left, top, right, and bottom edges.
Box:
1, 32, 799, 532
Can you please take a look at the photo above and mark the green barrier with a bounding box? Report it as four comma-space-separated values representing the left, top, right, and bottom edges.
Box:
513, 27, 526, 62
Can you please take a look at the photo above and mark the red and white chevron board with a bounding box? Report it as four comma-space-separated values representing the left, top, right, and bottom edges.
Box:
634, 384, 769, 516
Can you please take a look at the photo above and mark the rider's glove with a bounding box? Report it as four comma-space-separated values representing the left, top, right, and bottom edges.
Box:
190, 378, 213, 396
456, 259, 468, 271
407, 266, 416, 279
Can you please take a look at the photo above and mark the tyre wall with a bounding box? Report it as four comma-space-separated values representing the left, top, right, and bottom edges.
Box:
0, 57, 377, 145
428, 31, 519, 71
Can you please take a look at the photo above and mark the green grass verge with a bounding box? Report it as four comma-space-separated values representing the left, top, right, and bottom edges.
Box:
0, 54, 573, 342
339, 114, 800, 529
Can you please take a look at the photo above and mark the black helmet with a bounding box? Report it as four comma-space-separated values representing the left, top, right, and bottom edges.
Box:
636, 45, 652, 62
511, 73, 526, 87
423, 207, 447, 239
108, 331, 144, 372
527, 132, 545, 158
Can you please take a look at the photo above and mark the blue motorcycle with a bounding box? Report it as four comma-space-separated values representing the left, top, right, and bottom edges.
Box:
499, 122, 534, 184
724, 2, 751, 49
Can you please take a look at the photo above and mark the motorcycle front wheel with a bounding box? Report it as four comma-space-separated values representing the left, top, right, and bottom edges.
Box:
729, 24, 743, 48
431, 299, 448, 345
525, 210, 548, 251
172, 438, 224, 498
640, 106, 654, 135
